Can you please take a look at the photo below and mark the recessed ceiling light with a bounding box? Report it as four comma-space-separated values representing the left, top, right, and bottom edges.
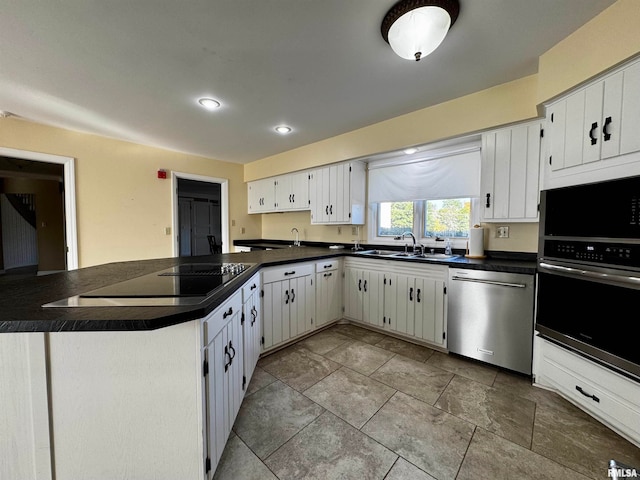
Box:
198, 98, 221, 110
275, 125, 292, 135
403, 147, 419, 155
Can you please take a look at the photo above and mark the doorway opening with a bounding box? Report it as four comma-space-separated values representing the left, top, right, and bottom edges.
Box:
0, 148, 77, 276
172, 172, 229, 257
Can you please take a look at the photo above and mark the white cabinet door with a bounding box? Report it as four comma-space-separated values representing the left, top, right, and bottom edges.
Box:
383, 273, 397, 330
564, 89, 586, 168
242, 276, 261, 390
343, 265, 363, 322
413, 277, 446, 346
290, 275, 314, 337
393, 274, 414, 336
309, 162, 365, 225
247, 178, 275, 213
547, 101, 567, 172
274, 172, 310, 211
620, 61, 640, 156
481, 121, 541, 222
362, 269, 384, 327
316, 269, 340, 327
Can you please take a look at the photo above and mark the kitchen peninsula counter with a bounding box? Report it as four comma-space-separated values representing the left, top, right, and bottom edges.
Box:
0, 246, 535, 333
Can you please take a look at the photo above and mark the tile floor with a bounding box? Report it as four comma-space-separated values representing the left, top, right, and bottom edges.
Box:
216, 323, 640, 480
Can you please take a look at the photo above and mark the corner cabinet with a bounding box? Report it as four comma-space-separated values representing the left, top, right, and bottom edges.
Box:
309, 161, 366, 225
343, 257, 447, 349
261, 262, 315, 351
481, 120, 542, 222
543, 56, 640, 189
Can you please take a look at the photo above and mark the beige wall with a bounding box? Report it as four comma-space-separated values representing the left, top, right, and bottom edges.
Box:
250, 0, 640, 253
0, 118, 261, 267
245, 75, 539, 182
537, 0, 640, 104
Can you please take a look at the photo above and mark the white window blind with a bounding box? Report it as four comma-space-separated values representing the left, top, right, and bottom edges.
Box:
368, 148, 481, 203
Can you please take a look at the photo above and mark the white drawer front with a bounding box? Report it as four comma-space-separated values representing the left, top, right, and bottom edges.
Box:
203, 291, 242, 346
535, 338, 640, 445
261, 263, 313, 283
315, 258, 340, 273
241, 273, 261, 301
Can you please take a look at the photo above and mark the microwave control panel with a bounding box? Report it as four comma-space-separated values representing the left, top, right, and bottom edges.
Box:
543, 240, 640, 268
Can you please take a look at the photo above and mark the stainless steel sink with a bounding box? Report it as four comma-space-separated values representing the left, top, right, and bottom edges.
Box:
357, 250, 401, 256
356, 250, 458, 261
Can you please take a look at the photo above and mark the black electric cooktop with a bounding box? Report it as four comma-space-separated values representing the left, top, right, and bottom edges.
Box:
43, 263, 253, 307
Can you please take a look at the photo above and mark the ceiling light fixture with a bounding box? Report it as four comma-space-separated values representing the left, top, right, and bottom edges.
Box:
403, 147, 419, 155
198, 98, 221, 110
274, 125, 292, 135
381, 0, 459, 62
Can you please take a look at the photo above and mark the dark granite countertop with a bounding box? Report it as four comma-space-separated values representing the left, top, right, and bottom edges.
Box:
1, 245, 535, 333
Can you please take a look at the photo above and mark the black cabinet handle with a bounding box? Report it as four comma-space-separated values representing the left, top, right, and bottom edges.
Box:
363, 280, 367, 292
603, 116, 612, 141
251, 306, 257, 325
485, 193, 491, 208
575, 385, 600, 403
224, 345, 231, 372
324, 272, 332, 277
250, 283, 257, 290
284, 271, 296, 276
289, 194, 293, 202
223, 307, 233, 319
589, 121, 598, 145
285, 290, 290, 304
409, 287, 414, 301
292, 194, 295, 203
326, 205, 329, 215
358, 279, 362, 291
417, 288, 421, 303
323, 264, 333, 269
228, 341, 236, 361
291, 288, 296, 303
330, 205, 333, 215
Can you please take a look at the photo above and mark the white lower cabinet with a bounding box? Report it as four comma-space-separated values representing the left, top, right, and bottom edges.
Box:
261, 262, 315, 351
242, 273, 261, 391
203, 290, 244, 475
343, 258, 447, 348
315, 259, 342, 327
533, 336, 640, 447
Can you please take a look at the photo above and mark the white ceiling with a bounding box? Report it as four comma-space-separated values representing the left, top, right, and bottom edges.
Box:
0, 0, 616, 164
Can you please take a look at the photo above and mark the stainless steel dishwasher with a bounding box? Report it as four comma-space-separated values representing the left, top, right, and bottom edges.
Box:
448, 268, 535, 375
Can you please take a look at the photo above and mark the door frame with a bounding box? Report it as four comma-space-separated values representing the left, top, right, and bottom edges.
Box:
171, 171, 229, 256
0, 147, 78, 270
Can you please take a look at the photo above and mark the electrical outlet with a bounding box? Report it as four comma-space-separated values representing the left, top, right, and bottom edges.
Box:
241, 227, 245, 234
231, 219, 236, 227
337, 226, 342, 235
352, 226, 357, 235
497, 226, 509, 238
165, 227, 171, 235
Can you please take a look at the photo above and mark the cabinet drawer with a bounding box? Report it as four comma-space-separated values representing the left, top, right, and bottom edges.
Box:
203, 290, 242, 346
242, 273, 261, 301
262, 263, 313, 283
315, 258, 340, 273
535, 338, 640, 444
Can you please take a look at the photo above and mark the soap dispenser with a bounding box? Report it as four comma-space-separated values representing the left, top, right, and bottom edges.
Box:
444, 238, 452, 255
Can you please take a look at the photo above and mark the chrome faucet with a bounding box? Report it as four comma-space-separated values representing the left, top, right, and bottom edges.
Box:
395, 231, 417, 253
291, 227, 300, 247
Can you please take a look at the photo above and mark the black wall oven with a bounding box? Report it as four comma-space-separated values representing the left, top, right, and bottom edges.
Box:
537, 175, 640, 382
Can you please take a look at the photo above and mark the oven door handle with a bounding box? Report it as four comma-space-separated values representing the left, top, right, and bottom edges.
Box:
539, 262, 640, 287
450, 276, 526, 288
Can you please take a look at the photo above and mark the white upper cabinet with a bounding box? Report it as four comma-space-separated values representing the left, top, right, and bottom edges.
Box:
274, 171, 309, 211
543, 57, 640, 189
247, 177, 276, 214
481, 120, 542, 222
309, 161, 365, 225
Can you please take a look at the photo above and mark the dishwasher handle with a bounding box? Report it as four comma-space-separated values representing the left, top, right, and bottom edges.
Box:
450, 275, 527, 289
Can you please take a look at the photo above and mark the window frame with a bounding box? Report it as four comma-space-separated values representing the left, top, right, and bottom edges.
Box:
368, 198, 481, 249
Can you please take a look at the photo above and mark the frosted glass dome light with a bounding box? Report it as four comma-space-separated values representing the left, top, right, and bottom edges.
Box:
381, 0, 459, 62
